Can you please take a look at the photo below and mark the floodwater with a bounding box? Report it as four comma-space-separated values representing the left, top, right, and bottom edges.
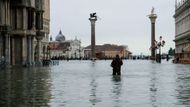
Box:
0, 60, 190, 107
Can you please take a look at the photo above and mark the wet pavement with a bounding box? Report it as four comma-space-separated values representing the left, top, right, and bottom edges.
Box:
0, 60, 190, 107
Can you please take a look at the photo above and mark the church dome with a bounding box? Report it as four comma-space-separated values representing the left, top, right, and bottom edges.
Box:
55, 30, 65, 42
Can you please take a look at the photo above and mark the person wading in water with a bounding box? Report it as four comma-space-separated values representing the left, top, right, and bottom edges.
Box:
111, 55, 123, 75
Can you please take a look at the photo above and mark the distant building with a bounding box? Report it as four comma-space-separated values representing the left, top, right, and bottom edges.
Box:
174, 0, 190, 63
84, 44, 132, 59
49, 30, 83, 59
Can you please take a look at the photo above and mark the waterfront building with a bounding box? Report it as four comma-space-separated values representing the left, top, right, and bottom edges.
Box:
174, 0, 190, 63
49, 30, 83, 59
0, 0, 49, 66
84, 44, 131, 59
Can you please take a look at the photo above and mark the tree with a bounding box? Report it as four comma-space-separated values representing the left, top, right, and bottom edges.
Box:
168, 48, 175, 56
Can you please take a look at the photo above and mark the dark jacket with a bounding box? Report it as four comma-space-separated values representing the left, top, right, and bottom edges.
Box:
111, 58, 123, 70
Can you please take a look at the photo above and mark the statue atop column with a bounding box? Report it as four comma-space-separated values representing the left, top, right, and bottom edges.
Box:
90, 13, 97, 19
151, 7, 154, 15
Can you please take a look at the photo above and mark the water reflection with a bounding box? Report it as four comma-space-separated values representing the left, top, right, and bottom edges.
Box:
111, 76, 122, 107
89, 79, 99, 106
89, 61, 101, 106
175, 66, 190, 105
1, 61, 190, 106
0, 67, 52, 107
112, 75, 121, 82
149, 69, 158, 107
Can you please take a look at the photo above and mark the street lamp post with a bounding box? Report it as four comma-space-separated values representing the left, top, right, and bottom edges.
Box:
47, 46, 51, 60
75, 51, 77, 59
78, 48, 82, 59
66, 47, 71, 59
155, 36, 165, 63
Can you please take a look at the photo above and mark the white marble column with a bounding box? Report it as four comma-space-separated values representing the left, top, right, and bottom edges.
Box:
5, 34, 10, 65
36, 39, 41, 62
31, 36, 34, 64
0, 1, 3, 25
0, 36, 2, 57
35, 31, 44, 62
27, 36, 32, 65
11, 37, 15, 65
22, 36, 27, 65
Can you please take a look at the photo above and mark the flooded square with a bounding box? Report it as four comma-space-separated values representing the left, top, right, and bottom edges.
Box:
1, 60, 190, 107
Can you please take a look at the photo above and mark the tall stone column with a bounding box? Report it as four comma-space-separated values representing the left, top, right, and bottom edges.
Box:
35, 5, 44, 62
148, 8, 157, 60
0, 35, 2, 57
0, 1, 3, 25
89, 14, 97, 59
35, 31, 44, 62
0, 1, 11, 65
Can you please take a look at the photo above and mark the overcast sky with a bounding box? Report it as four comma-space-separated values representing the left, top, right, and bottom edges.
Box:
50, 0, 176, 55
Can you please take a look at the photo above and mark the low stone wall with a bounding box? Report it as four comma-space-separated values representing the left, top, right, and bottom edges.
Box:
179, 58, 190, 64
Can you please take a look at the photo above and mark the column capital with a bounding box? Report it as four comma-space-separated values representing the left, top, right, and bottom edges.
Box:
36, 10, 44, 13
36, 30, 45, 40
89, 18, 97, 23
0, 25, 12, 34
148, 14, 157, 23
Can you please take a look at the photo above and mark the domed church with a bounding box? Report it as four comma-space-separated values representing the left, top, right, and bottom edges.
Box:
49, 30, 83, 59
55, 30, 66, 42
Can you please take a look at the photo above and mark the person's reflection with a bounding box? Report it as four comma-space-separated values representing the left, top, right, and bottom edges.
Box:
112, 75, 121, 82
111, 75, 122, 107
